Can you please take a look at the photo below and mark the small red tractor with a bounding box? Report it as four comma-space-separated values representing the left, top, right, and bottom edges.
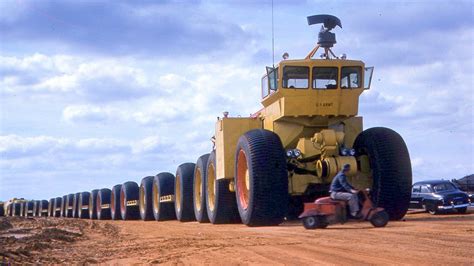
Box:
299, 190, 389, 229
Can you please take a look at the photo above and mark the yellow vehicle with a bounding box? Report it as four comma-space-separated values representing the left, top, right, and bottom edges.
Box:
172, 14, 412, 226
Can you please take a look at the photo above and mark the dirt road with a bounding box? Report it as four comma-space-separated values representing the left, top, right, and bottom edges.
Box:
1, 209, 473, 265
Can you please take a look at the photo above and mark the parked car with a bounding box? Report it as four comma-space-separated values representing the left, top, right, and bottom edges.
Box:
410, 180, 471, 214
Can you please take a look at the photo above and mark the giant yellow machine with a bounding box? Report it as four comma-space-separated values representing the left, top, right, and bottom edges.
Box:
3, 15, 412, 227
195, 15, 412, 226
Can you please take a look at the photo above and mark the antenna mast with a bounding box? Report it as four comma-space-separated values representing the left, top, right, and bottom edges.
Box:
271, 0, 275, 67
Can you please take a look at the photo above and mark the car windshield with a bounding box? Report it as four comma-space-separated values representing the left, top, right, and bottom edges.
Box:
433, 183, 456, 192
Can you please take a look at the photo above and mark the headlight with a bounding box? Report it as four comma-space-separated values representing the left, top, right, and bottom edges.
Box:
286, 149, 301, 158
293, 149, 301, 157
349, 149, 356, 156
340, 148, 348, 156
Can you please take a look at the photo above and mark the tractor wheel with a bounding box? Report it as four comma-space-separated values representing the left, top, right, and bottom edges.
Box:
153, 173, 176, 221
370, 210, 389, 227
26, 201, 34, 217
235, 129, 288, 226
139, 176, 155, 221
194, 154, 210, 223
110, 184, 122, 220
48, 198, 55, 217
0, 203, 4, 217
66, 194, 74, 218
175, 163, 196, 222
38, 200, 49, 217
457, 207, 467, 214
302, 216, 328, 230
206, 151, 241, 224
13, 202, 21, 216
89, 189, 99, 220
61, 195, 68, 217
120, 181, 140, 220
78, 192, 90, 219
54, 197, 62, 217
32, 200, 40, 217
72, 193, 81, 218
97, 188, 112, 220
354, 127, 412, 221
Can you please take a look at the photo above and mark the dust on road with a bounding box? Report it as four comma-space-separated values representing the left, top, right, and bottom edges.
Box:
1, 209, 473, 265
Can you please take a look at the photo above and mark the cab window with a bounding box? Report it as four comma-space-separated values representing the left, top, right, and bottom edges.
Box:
412, 186, 421, 193
341, 66, 362, 89
283, 66, 309, 89
261, 67, 278, 98
313, 67, 338, 89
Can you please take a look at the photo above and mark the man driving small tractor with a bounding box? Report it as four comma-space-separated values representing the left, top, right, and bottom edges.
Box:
330, 164, 360, 218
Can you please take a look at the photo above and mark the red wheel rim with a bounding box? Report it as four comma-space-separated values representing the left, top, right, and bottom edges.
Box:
237, 149, 250, 210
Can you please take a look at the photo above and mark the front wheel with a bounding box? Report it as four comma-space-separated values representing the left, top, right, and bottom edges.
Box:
369, 211, 389, 227
302, 216, 328, 230
457, 207, 467, 214
235, 129, 288, 226
354, 127, 412, 221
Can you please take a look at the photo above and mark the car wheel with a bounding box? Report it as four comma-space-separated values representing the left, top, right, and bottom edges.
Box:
457, 207, 467, 214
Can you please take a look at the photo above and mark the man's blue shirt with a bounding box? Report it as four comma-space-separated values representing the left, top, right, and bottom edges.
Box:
330, 171, 354, 193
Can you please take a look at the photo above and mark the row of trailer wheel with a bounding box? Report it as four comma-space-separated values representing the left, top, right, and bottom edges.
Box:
3, 152, 249, 224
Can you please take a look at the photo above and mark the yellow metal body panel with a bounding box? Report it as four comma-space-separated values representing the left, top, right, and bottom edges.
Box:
215, 118, 262, 180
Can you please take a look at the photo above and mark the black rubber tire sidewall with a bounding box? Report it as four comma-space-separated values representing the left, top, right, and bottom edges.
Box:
354, 127, 412, 221
139, 176, 155, 221
175, 163, 196, 222
89, 190, 99, 220
234, 129, 288, 226
111, 184, 122, 220
194, 154, 210, 223
153, 173, 177, 221
206, 151, 241, 224
121, 181, 140, 220
78, 192, 90, 219
97, 188, 112, 220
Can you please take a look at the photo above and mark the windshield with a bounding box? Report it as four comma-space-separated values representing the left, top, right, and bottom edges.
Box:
341, 66, 362, 89
313, 67, 338, 89
433, 183, 456, 192
283, 66, 309, 89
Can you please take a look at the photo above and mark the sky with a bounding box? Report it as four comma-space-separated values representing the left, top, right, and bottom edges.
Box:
0, 0, 473, 201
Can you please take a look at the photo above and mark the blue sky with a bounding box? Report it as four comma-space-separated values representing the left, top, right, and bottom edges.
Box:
1, 0, 473, 200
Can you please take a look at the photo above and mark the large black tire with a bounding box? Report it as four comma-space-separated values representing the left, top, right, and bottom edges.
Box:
120, 181, 140, 220
25, 201, 34, 217
38, 200, 49, 217
13, 202, 21, 216
19, 202, 25, 217
65, 194, 74, 218
234, 129, 288, 226
32, 200, 40, 217
54, 197, 62, 217
206, 151, 241, 224
97, 188, 112, 220
175, 163, 196, 222
139, 176, 155, 221
78, 192, 90, 219
111, 184, 122, 220
152, 173, 176, 221
194, 154, 210, 223
89, 189, 99, 220
72, 192, 81, 218
48, 198, 55, 217
60, 195, 67, 217
354, 127, 412, 221
0, 203, 4, 217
